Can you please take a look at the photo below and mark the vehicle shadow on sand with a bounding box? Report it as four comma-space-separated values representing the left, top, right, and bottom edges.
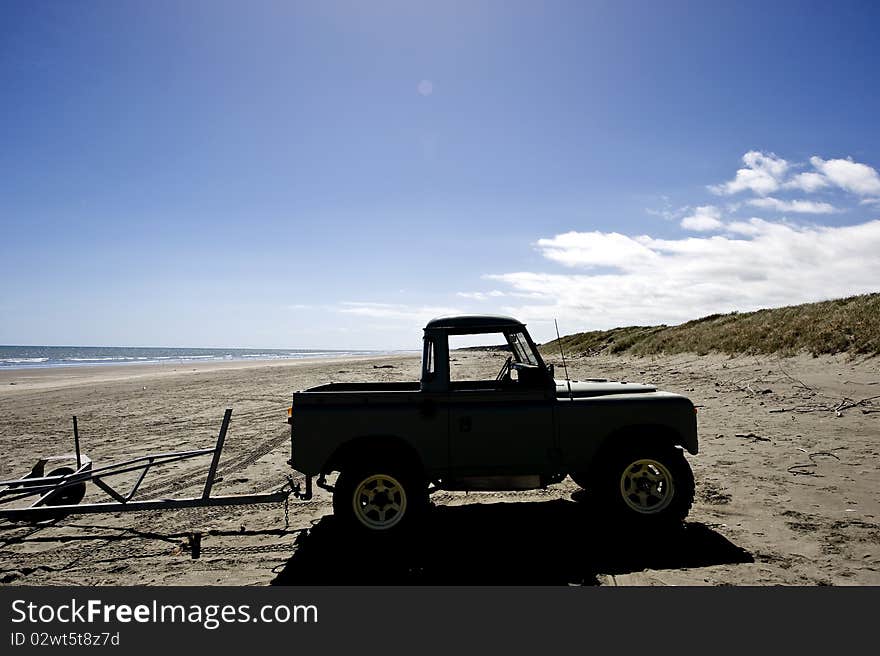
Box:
271, 497, 753, 585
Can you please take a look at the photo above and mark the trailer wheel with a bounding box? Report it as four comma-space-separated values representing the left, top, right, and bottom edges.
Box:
44, 467, 87, 506
593, 440, 694, 529
334, 462, 426, 534
13, 467, 87, 523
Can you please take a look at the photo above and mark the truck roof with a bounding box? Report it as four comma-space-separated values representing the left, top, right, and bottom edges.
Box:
424, 314, 525, 334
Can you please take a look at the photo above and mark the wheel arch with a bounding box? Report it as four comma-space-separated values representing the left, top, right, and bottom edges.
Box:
586, 423, 693, 475
324, 434, 425, 478
614, 420, 698, 455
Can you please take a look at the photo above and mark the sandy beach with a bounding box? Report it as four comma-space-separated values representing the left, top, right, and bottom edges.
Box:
1, 351, 878, 586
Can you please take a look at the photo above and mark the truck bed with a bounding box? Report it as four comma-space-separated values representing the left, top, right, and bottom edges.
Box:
299, 381, 421, 393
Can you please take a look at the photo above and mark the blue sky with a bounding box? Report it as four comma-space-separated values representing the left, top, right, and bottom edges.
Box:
2, 0, 879, 349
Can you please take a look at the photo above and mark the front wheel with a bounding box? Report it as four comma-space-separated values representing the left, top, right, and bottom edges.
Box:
593, 441, 694, 528
333, 463, 426, 534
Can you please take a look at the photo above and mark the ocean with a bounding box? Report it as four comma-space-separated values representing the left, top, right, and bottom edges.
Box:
0, 345, 391, 369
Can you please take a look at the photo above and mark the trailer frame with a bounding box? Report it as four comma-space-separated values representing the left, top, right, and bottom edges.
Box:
0, 408, 311, 523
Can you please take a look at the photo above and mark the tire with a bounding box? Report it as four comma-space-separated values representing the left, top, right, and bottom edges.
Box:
43, 467, 87, 507
14, 467, 87, 524
593, 440, 694, 528
333, 460, 427, 534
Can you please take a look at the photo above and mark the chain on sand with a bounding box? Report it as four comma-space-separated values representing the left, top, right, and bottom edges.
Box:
172, 490, 292, 530
199, 542, 295, 556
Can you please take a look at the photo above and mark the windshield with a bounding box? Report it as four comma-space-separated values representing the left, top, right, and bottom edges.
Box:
506, 331, 539, 366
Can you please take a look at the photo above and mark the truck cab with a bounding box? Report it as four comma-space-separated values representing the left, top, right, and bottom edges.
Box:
420, 315, 553, 393
421, 315, 559, 489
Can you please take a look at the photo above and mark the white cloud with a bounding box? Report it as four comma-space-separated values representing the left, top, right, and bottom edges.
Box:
487, 219, 880, 340
725, 218, 769, 236
456, 290, 506, 301
746, 197, 839, 214
709, 150, 789, 196
809, 156, 880, 196
680, 205, 724, 231
338, 302, 461, 322
645, 196, 678, 221
710, 151, 880, 200
783, 171, 830, 192
535, 231, 659, 269
469, 150, 880, 341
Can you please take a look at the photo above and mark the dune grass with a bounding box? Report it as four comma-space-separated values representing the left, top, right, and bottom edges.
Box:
541, 293, 880, 357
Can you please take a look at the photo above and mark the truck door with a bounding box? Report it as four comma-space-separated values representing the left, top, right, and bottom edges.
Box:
448, 386, 556, 476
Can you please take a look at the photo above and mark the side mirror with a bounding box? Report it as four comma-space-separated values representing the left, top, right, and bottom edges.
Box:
547, 363, 555, 377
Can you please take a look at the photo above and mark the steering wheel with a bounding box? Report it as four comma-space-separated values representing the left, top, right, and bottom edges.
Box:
495, 356, 513, 382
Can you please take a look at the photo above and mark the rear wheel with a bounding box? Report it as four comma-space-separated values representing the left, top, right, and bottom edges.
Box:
593, 441, 694, 528
333, 462, 426, 534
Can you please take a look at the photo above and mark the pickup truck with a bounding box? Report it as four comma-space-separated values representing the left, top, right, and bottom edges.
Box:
288, 315, 697, 533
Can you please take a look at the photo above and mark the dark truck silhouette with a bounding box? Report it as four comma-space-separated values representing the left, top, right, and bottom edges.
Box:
288, 315, 697, 533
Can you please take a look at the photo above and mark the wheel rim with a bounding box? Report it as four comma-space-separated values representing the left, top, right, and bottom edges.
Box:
352, 474, 407, 530
619, 459, 675, 514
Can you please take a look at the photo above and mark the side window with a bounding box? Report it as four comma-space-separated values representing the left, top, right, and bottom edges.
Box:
508, 331, 538, 366
448, 332, 509, 383
423, 339, 435, 379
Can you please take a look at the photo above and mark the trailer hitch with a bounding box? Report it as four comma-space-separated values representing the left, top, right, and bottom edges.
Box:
290, 475, 313, 501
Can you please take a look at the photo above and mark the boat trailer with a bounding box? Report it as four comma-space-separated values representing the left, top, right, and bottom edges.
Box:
0, 408, 312, 523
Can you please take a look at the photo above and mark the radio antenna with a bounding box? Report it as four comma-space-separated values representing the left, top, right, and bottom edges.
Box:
554, 318, 573, 401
